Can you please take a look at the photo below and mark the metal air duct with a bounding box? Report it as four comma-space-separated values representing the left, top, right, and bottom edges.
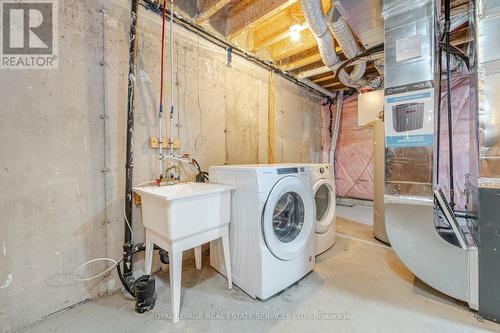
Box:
475, 0, 500, 321
382, 0, 479, 309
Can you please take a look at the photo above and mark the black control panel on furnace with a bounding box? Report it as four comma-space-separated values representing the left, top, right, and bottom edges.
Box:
277, 167, 304, 175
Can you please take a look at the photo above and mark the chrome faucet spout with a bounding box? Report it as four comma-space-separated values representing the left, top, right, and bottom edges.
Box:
164, 165, 180, 181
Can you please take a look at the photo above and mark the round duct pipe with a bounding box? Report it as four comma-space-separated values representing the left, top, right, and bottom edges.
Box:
300, 0, 368, 89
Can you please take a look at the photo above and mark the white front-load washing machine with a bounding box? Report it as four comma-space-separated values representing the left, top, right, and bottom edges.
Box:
304, 164, 336, 255
209, 164, 315, 300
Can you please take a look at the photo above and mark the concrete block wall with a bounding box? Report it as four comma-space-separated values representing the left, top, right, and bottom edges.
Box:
0, 0, 322, 331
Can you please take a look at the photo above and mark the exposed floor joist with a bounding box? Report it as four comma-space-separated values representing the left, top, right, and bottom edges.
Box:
250, 0, 331, 52
196, 0, 232, 22
267, 29, 318, 61
192, 0, 473, 92
227, 0, 298, 40
276, 46, 322, 71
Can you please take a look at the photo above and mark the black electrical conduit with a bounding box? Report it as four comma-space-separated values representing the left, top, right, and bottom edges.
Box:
123, 0, 139, 280
436, 46, 442, 185
120, 0, 169, 306
333, 43, 385, 78
439, 42, 470, 70
436, 5, 449, 184
120, 0, 211, 300
140, 0, 332, 99
445, 0, 456, 211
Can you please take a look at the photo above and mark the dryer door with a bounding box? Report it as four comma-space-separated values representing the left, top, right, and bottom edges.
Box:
313, 179, 336, 234
262, 176, 314, 261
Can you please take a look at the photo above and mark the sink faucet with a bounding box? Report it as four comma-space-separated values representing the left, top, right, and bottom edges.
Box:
164, 165, 180, 182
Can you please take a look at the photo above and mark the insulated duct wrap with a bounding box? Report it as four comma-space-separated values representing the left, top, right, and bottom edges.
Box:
300, 0, 367, 88
474, 0, 500, 320
477, 1, 500, 182
328, 17, 366, 82
301, 0, 329, 37
317, 31, 338, 68
301, 0, 338, 68
449, 12, 469, 32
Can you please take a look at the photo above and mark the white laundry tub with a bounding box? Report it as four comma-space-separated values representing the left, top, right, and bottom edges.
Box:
133, 182, 234, 323
133, 182, 233, 242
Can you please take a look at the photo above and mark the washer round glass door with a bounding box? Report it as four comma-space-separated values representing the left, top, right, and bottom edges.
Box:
262, 176, 314, 261
313, 179, 336, 234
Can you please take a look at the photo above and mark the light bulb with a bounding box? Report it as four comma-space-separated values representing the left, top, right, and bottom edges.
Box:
290, 24, 301, 42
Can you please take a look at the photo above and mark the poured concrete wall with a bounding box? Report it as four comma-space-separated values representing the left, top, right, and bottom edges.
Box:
0, 0, 322, 331
0, 1, 109, 331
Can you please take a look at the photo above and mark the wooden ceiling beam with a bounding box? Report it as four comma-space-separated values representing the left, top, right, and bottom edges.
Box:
313, 75, 334, 84
277, 47, 322, 71
322, 82, 343, 89
451, 36, 473, 46
291, 59, 333, 75
310, 71, 335, 82
297, 53, 384, 79
251, 2, 305, 51
196, 0, 232, 22
253, 22, 307, 51
282, 52, 323, 71
269, 29, 318, 61
316, 78, 340, 86
227, 0, 298, 40
278, 43, 341, 72
251, 0, 331, 51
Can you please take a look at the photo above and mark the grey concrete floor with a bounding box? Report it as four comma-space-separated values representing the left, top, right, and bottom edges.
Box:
22, 216, 500, 333
336, 201, 374, 226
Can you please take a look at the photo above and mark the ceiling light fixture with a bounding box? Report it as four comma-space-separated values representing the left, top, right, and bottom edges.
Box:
290, 24, 301, 42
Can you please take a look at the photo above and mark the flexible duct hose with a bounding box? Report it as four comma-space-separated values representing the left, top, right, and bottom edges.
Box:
301, 0, 338, 67
301, 0, 329, 37
328, 17, 366, 82
317, 32, 338, 67
300, 0, 367, 88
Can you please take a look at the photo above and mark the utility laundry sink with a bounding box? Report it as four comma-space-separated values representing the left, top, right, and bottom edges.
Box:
133, 182, 233, 242
133, 182, 234, 322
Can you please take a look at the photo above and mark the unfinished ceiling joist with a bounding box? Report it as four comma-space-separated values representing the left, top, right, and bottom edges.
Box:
249, 0, 329, 51
192, 0, 471, 92
269, 29, 318, 61
252, 16, 307, 51
227, 0, 298, 40
276, 46, 322, 71
297, 53, 385, 79
196, 0, 232, 22
142, 0, 335, 98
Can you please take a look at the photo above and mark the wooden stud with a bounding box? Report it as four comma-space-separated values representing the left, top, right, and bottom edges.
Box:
268, 71, 275, 164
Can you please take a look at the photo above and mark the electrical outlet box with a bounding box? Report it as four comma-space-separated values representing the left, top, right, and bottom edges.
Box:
150, 137, 180, 149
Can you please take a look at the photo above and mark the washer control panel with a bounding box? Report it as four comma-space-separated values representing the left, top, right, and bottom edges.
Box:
277, 167, 305, 175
